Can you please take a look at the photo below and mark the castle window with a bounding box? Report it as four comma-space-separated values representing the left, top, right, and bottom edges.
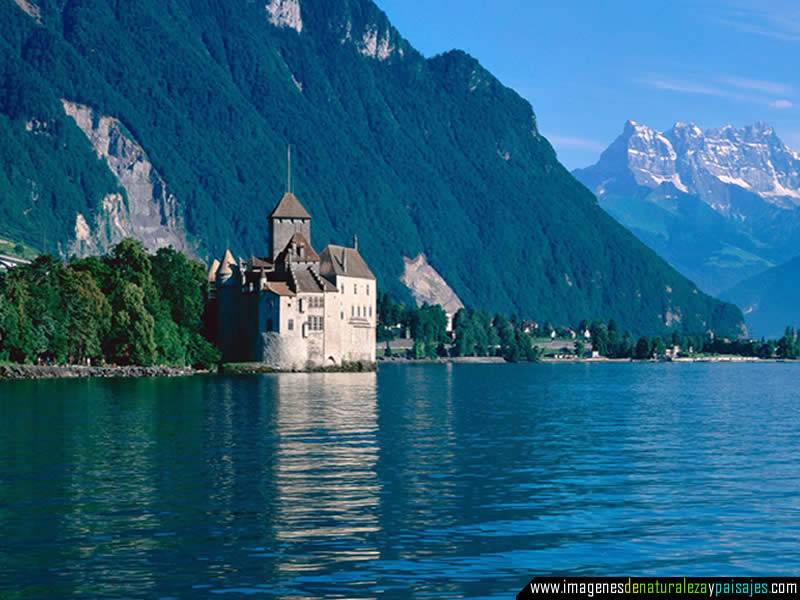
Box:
367, 285, 370, 296
288, 319, 294, 331
354, 284, 357, 294
369, 307, 372, 318
351, 306, 354, 317
341, 311, 344, 320
357, 306, 361, 317
299, 298, 305, 313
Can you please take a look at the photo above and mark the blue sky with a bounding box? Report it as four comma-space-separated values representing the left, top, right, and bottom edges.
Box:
378, 0, 800, 169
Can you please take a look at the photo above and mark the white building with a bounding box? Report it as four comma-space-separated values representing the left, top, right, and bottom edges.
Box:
209, 190, 376, 370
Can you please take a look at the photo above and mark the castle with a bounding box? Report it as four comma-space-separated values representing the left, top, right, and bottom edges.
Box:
208, 184, 376, 370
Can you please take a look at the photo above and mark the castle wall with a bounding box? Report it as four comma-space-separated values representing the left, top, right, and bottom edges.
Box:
333, 275, 376, 364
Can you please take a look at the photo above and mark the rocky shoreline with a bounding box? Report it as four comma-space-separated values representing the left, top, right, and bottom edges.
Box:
219, 361, 377, 375
0, 364, 199, 381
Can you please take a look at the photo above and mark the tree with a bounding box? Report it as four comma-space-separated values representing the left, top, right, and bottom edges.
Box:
634, 337, 652, 360
652, 336, 666, 358
59, 267, 111, 364
107, 282, 156, 366
574, 339, 585, 357
590, 321, 610, 357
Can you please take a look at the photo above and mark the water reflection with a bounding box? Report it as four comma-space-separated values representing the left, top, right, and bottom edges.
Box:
3, 365, 800, 598
271, 374, 380, 584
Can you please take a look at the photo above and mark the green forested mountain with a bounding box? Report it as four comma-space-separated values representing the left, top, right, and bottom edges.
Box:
0, 0, 743, 335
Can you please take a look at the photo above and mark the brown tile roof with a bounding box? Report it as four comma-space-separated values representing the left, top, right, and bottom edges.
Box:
265, 281, 295, 297
249, 256, 273, 269
269, 192, 311, 220
320, 245, 375, 281
275, 232, 320, 264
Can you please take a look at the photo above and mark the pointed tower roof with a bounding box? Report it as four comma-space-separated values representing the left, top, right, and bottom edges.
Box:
269, 192, 311, 220
207, 258, 220, 282
218, 249, 236, 276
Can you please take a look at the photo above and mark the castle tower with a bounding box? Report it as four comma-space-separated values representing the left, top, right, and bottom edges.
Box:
269, 192, 311, 259
269, 146, 312, 259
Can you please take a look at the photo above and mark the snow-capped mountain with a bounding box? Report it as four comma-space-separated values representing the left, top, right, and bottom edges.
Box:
574, 121, 800, 300
578, 120, 800, 216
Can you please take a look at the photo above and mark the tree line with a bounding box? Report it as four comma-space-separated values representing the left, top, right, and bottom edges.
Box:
378, 294, 541, 362
0, 239, 219, 368
380, 293, 800, 362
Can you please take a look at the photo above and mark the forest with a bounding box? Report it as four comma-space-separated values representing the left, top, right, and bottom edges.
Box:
0, 240, 218, 368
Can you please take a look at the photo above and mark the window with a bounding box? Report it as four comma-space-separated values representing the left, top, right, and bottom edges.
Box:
340, 311, 344, 320
367, 285, 370, 296
354, 284, 357, 294
307, 316, 324, 331
369, 307, 372, 318
299, 298, 305, 313
288, 319, 294, 331
357, 306, 361, 317
351, 306, 354, 317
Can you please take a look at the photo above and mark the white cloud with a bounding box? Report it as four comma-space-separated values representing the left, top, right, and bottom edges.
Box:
718, 76, 793, 96
640, 74, 795, 110
719, 2, 800, 43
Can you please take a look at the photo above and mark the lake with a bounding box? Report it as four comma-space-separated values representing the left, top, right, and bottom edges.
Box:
1, 363, 799, 598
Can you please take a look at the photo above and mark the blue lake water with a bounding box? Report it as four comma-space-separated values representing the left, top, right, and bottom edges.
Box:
1, 363, 800, 598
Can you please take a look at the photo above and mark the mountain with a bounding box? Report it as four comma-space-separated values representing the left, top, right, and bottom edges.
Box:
721, 256, 800, 338
0, 0, 743, 336
575, 120, 800, 294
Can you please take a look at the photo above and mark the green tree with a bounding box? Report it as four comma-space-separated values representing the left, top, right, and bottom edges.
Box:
59, 267, 111, 364
107, 282, 157, 366
634, 336, 652, 360
652, 336, 666, 358
590, 321, 610, 357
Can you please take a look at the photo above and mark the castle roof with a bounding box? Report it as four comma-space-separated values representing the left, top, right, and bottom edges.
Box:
269, 192, 311, 220
207, 258, 220, 282
264, 281, 295, 297
292, 265, 337, 293
248, 256, 273, 269
218, 249, 236, 276
275, 232, 320, 264
319, 245, 375, 280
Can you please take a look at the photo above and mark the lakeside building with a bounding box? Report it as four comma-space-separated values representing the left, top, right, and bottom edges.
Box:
208, 186, 376, 370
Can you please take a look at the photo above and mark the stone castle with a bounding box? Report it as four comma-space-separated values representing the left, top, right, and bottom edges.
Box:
208, 186, 376, 370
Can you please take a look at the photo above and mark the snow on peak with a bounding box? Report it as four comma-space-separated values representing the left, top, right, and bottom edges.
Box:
266, 0, 303, 33
611, 120, 800, 208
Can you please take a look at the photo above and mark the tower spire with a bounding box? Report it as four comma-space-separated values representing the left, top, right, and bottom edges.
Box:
287, 144, 292, 194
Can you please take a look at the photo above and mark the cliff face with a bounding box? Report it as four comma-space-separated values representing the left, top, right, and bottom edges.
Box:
62, 101, 190, 256
401, 254, 464, 316
0, 0, 744, 335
